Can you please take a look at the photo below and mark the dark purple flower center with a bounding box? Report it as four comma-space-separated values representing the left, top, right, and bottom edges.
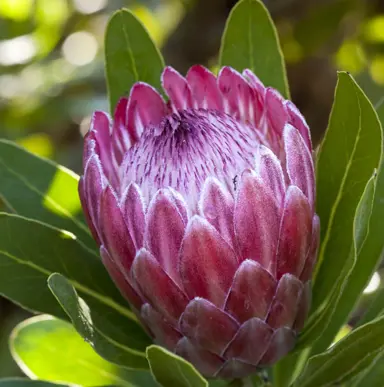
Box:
121, 109, 263, 209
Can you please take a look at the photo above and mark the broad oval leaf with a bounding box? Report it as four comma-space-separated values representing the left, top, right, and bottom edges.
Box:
0, 213, 150, 368
294, 316, 384, 387
146, 345, 208, 387
0, 139, 94, 250
105, 9, 165, 112
301, 72, 382, 346
10, 315, 155, 387
48, 273, 149, 370
219, 0, 289, 98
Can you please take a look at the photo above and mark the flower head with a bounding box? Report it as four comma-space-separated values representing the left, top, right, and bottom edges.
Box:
80, 65, 319, 378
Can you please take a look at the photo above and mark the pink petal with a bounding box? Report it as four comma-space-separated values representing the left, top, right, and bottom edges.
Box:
259, 327, 296, 366
216, 359, 258, 380
284, 124, 315, 209
99, 186, 135, 270
267, 274, 303, 329
218, 66, 257, 124
145, 189, 186, 284
78, 177, 101, 245
223, 317, 273, 365
112, 97, 129, 164
285, 100, 312, 151
293, 281, 311, 332
121, 183, 146, 250
276, 186, 313, 279
82, 133, 96, 170
300, 215, 320, 282
127, 82, 167, 144
162, 66, 192, 111
179, 298, 238, 355
265, 88, 288, 137
175, 338, 224, 378
255, 145, 286, 206
168, 187, 189, 225
243, 69, 266, 126
100, 245, 142, 310
83, 154, 107, 232
179, 216, 238, 307
141, 303, 182, 351
225, 260, 276, 323
186, 65, 223, 110
89, 112, 116, 184
132, 248, 188, 325
243, 69, 265, 95
199, 177, 235, 247
234, 171, 281, 273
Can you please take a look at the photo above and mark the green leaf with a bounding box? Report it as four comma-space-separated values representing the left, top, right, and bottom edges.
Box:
0, 139, 95, 250
299, 72, 382, 347
272, 351, 304, 387
0, 380, 69, 387
350, 351, 384, 387
219, 0, 289, 98
357, 285, 384, 327
0, 213, 151, 368
306, 169, 380, 355
146, 345, 208, 387
10, 315, 156, 387
105, 9, 165, 113
353, 172, 377, 254
48, 273, 149, 370
294, 316, 384, 387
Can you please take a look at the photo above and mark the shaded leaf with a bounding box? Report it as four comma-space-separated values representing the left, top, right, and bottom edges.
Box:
219, 0, 289, 97
48, 273, 149, 370
294, 316, 384, 387
146, 345, 207, 387
350, 351, 384, 387
0, 213, 150, 368
105, 9, 164, 113
357, 285, 384, 327
299, 72, 382, 348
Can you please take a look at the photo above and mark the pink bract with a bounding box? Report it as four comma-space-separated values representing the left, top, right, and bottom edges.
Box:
79, 65, 319, 379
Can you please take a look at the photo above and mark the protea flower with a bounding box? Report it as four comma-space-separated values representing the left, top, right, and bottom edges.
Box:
79, 65, 319, 379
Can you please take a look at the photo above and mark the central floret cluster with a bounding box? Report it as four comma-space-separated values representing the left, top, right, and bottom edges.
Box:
79, 65, 319, 378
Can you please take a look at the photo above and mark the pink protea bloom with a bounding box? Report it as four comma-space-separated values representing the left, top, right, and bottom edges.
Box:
79, 65, 319, 379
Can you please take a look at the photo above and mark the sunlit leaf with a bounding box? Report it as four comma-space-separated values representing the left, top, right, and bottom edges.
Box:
0, 139, 95, 250
0, 0, 33, 21
0, 380, 69, 387
105, 9, 165, 113
219, 0, 289, 97
10, 315, 155, 387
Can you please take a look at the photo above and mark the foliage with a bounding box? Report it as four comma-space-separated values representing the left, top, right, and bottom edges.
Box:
1, 0, 384, 386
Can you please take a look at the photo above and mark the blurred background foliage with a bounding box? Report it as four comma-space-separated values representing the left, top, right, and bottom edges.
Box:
0, 0, 384, 377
